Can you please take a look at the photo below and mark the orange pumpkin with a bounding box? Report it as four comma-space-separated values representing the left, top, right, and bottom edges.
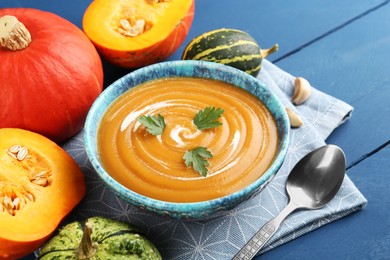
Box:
82, 0, 194, 68
0, 8, 103, 143
0, 128, 85, 259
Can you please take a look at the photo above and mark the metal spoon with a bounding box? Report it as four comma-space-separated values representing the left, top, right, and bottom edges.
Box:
233, 144, 346, 260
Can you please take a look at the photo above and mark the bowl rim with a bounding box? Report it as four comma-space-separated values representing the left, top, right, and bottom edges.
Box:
84, 60, 290, 219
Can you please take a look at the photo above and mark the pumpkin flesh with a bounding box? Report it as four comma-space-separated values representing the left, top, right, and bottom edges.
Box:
0, 128, 86, 259
83, 0, 194, 68
0, 8, 103, 143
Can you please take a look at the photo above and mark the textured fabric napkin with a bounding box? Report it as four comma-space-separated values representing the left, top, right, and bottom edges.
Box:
60, 60, 367, 259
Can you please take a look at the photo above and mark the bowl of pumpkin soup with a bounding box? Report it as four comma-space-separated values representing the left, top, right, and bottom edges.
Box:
84, 60, 289, 219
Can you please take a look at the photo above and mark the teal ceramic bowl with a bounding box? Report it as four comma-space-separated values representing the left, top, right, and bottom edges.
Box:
84, 60, 289, 220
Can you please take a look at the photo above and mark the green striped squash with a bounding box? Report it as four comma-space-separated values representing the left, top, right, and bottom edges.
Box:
182, 28, 278, 77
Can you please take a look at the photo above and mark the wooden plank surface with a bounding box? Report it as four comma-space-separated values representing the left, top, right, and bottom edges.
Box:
275, 1, 390, 102
171, 0, 388, 62
163, 0, 390, 103
275, 1, 390, 166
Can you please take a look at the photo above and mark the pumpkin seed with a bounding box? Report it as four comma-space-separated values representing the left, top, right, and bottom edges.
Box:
3, 196, 12, 207
32, 177, 48, 187
25, 192, 34, 202
7, 144, 29, 161
9, 145, 21, 153
12, 197, 20, 210
7, 151, 17, 159
118, 19, 145, 37
3, 196, 15, 215
17, 147, 28, 161
33, 170, 48, 179
1, 195, 22, 215
120, 19, 131, 31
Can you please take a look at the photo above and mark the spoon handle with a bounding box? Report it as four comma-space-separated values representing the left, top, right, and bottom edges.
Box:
233, 201, 298, 260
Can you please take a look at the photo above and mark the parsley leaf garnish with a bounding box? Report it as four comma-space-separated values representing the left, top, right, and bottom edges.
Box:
183, 147, 213, 176
138, 114, 166, 136
194, 107, 224, 130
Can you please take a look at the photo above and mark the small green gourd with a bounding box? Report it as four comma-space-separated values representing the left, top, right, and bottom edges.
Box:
182, 28, 278, 77
37, 216, 162, 260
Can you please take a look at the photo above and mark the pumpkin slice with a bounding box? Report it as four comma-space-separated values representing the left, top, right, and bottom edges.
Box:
0, 128, 86, 259
82, 0, 194, 68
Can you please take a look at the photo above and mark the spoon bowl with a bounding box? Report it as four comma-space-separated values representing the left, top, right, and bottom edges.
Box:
234, 145, 346, 259
287, 145, 346, 209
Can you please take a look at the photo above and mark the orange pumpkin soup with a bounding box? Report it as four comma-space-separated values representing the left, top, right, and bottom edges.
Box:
97, 77, 278, 202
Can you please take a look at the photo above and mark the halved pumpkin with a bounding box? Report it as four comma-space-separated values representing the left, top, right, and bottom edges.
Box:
0, 128, 85, 259
82, 0, 195, 68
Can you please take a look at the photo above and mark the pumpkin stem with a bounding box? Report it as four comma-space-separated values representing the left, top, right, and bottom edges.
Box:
76, 221, 99, 259
260, 43, 279, 59
0, 15, 31, 50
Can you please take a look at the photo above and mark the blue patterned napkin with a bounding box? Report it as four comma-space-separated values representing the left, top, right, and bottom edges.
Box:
61, 60, 367, 259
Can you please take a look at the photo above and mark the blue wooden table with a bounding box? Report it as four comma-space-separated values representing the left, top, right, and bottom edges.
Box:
1, 0, 389, 259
